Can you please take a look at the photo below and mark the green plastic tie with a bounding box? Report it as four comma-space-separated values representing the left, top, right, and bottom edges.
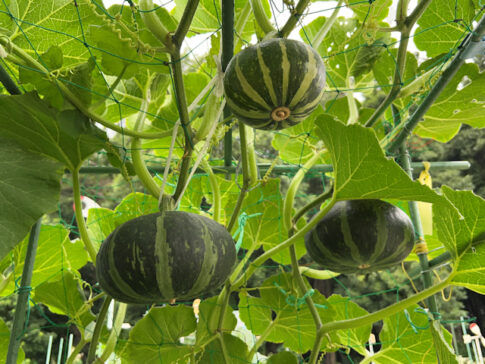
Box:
404, 307, 431, 333
232, 212, 263, 252
14, 277, 33, 339
273, 282, 316, 309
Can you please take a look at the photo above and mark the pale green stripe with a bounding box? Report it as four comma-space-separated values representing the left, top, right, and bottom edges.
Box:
311, 230, 346, 266
257, 46, 277, 106
257, 118, 277, 129
292, 87, 326, 114
340, 208, 363, 264
367, 208, 388, 264
226, 98, 270, 118
280, 40, 290, 104
106, 229, 151, 302
289, 47, 318, 108
235, 58, 271, 110
278, 119, 300, 129
155, 213, 175, 299
186, 220, 218, 295
379, 229, 414, 264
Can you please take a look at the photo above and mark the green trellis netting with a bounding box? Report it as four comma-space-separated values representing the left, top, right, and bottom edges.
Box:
1, 0, 485, 363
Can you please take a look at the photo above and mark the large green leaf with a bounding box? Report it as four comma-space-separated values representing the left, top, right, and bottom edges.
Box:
0, 318, 25, 363
373, 50, 418, 95
225, 179, 306, 265
86, 192, 159, 246
33, 270, 95, 328
430, 319, 459, 364
173, 0, 256, 39
239, 273, 369, 354
325, 295, 371, 356
315, 115, 445, 204
351, 0, 392, 23
267, 351, 299, 364
415, 64, 485, 142
87, 24, 168, 78
121, 305, 197, 364
435, 186, 485, 258
302, 17, 379, 90
0, 93, 107, 170
361, 305, 455, 363
196, 296, 237, 346
197, 333, 248, 364
0, 138, 63, 261
433, 186, 485, 294
0, 224, 88, 296
0, 0, 103, 67
271, 107, 326, 165
414, 0, 478, 58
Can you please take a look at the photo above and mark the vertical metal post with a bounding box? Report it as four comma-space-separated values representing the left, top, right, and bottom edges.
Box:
221, 0, 234, 169
461, 317, 475, 362
6, 219, 42, 364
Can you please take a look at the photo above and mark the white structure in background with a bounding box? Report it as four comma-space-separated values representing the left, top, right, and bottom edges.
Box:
73, 195, 101, 219
464, 323, 485, 364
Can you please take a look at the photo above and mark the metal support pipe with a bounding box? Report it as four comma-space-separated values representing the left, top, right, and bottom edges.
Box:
75, 160, 471, 175
6, 220, 42, 364
221, 0, 234, 168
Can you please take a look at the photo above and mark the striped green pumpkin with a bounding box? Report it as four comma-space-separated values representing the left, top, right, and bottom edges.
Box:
223, 38, 326, 130
305, 200, 415, 274
95, 211, 236, 304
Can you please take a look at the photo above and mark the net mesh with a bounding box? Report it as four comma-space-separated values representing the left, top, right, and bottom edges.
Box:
0, 0, 482, 362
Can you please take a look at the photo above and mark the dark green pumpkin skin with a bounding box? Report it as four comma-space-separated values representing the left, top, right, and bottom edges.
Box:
305, 200, 415, 274
223, 38, 326, 130
96, 211, 236, 304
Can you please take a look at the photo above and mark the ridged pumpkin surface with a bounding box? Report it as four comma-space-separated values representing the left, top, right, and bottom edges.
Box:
305, 200, 415, 274
96, 211, 236, 304
223, 38, 326, 130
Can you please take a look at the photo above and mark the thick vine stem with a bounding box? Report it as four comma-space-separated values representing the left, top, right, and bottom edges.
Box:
364, 0, 433, 128
245, 127, 259, 187
364, 28, 411, 128
230, 197, 337, 289
72, 167, 98, 264
65, 332, 86, 364
87, 296, 113, 364
226, 123, 252, 232
172, 0, 200, 48
139, 0, 172, 49
279, 0, 311, 38
289, 244, 324, 364
170, 1, 209, 202
171, 54, 194, 202
317, 277, 452, 337
0, 63, 21, 94
200, 159, 221, 223
311, 0, 343, 49
386, 14, 485, 153
250, 0, 276, 34
292, 186, 333, 227
96, 302, 127, 363
131, 95, 162, 199
283, 151, 324, 233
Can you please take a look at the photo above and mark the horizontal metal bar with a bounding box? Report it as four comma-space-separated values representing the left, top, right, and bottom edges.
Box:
74, 161, 471, 175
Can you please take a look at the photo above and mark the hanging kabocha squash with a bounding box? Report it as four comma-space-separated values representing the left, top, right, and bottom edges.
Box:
96, 211, 236, 304
305, 200, 415, 274
223, 38, 326, 130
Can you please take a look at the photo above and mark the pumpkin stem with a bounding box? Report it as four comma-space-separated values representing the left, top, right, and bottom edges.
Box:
159, 194, 175, 213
